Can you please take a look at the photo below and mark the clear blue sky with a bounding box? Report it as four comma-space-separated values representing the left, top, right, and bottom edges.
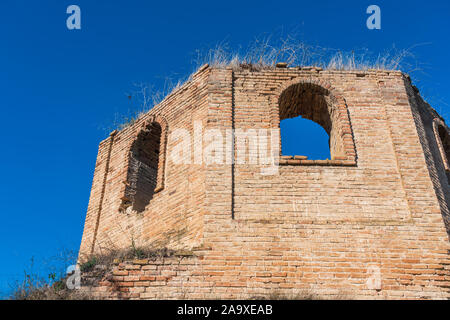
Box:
0, 0, 449, 297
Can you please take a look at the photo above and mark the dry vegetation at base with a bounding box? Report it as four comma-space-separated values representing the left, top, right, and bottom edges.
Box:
79, 245, 180, 276
7, 251, 93, 300
9, 244, 184, 300
11, 280, 95, 300
10, 244, 355, 300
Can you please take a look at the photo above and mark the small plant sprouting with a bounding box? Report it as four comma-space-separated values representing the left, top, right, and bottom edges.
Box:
80, 257, 98, 273
130, 239, 146, 259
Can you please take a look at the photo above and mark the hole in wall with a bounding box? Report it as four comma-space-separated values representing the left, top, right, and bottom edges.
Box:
437, 123, 450, 184
278, 82, 344, 161
124, 122, 162, 213
280, 116, 331, 160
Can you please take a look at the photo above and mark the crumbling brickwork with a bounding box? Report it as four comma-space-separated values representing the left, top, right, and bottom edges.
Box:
79, 65, 450, 299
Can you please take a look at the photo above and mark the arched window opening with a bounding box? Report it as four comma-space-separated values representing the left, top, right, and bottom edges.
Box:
278, 82, 345, 160
280, 116, 331, 160
435, 121, 450, 184
123, 122, 162, 213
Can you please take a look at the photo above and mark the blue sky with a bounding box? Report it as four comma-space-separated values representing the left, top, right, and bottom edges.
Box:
0, 0, 449, 297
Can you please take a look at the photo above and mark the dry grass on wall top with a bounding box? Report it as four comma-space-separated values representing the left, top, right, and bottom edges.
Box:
106, 32, 425, 132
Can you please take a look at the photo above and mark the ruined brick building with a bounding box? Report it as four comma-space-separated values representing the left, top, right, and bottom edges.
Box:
79, 64, 450, 299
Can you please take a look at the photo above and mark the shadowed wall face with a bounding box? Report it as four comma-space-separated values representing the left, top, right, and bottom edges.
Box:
437, 124, 450, 183
125, 122, 162, 213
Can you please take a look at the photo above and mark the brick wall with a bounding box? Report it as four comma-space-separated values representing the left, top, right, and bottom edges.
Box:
79, 65, 450, 299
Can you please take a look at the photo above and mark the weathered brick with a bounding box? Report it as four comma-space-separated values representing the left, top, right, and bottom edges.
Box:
78, 66, 450, 300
